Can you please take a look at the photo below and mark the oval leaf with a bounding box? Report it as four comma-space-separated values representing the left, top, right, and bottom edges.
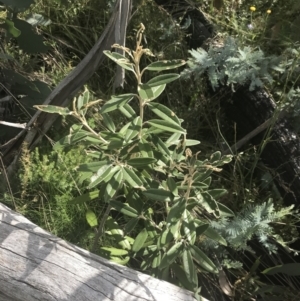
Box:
190, 244, 218, 274
103, 51, 135, 72
147, 119, 186, 134
132, 228, 149, 252
146, 73, 180, 87
34, 105, 72, 115
148, 102, 180, 126
86, 209, 98, 227
100, 94, 135, 114
160, 242, 183, 269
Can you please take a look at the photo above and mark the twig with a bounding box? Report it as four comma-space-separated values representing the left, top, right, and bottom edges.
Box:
222, 110, 287, 155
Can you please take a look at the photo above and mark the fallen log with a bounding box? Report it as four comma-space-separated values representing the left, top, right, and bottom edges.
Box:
0, 203, 197, 301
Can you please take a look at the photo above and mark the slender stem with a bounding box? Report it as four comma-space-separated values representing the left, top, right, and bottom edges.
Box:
92, 204, 111, 253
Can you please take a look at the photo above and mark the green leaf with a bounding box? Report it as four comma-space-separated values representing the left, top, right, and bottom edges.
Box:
3, 19, 21, 37
207, 189, 228, 200
123, 167, 144, 188
33, 104, 72, 115
103, 51, 135, 72
146, 59, 186, 71
118, 103, 137, 119
110, 256, 130, 265
143, 188, 174, 202
157, 229, 174, 249
166, 198, 186, 225
88, 165, 112, 189
102, 113, 116, 132
140, 245, 158, 256
138, 84, 166, 101
150, 84, 166, 99
203, 227, 227, 246
100, 94, 135, 114
165, 132, 182, 147
152, 135, 171, 157
127, 190, 144, 213
14, 19, 48, 53
69, 190, 100, 205
110, 200, 139, 218
146, 73, 180, 87
195, 223, 209, 237
166, 177, 179, 196
147, 102, 180, 125
138, 140, 154, 158
100, 247, 128, 256
185, 139, 201, 146
182, 249, 198, 288
217, 202, 235, 217
138, 84, 154, 100
148, 119, 186, 134
104, 169, 123, 201
160, 242, 184, 269
76, 88, 90, 113
152, 251, 162, 268
199, 191, 220, 217
171, 263, 195, 291
125, 116, 142, 142
77, 160, 109, 173
183, 210, 196, 244
262, 263, 300, 276
105, 217, 131, 250
127, 157, 156, 168
86, 209, 98, 227
132, 228, 149, 252
190, 245, 218, 273
124, 218, 139, 234
210, 151, 221, 162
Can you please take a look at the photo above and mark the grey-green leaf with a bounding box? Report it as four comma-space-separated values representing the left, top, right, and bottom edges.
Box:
190, 244, 218, 274
146, 73, 180, 87
100, 94, 135, 114
103, 51, 135, 72
148, 119, 186, 134
148, 102, 180, 125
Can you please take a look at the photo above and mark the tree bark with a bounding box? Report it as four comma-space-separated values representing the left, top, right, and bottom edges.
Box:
0, 203, 196, 301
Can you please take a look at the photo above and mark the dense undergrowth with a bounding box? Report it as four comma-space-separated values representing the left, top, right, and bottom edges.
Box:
1, 0, 300, 300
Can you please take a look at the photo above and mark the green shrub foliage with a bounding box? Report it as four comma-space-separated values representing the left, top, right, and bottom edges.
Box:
35, 24, 296, 300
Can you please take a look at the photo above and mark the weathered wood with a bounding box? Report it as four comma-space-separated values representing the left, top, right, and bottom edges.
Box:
0, 203, 196, 301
